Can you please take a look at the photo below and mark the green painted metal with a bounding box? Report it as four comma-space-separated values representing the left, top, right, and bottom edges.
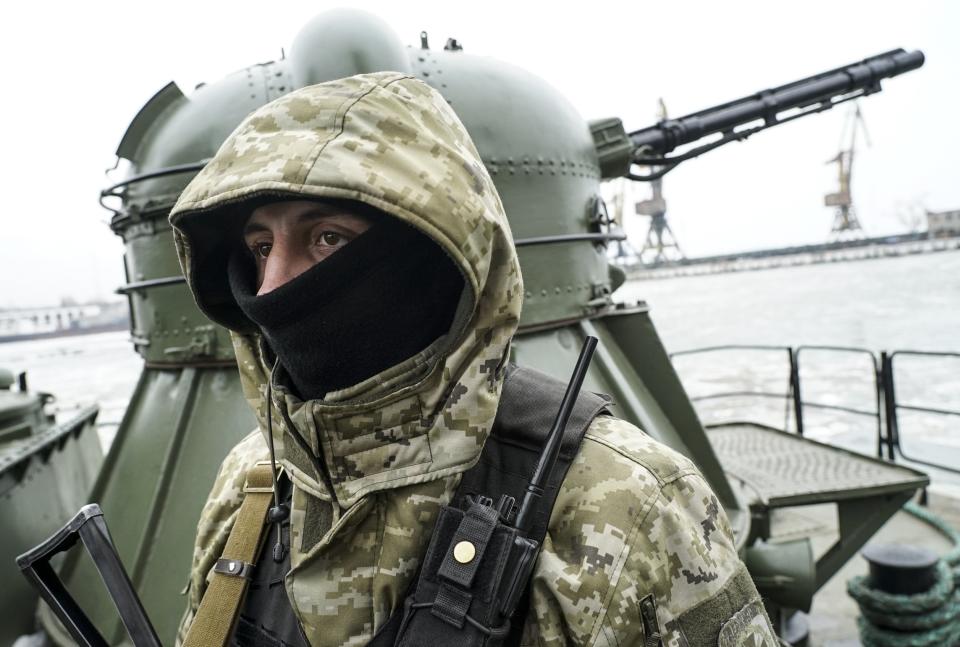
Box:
45, 368, 256, 645
0, 382, 49, 442
1, 395, 101, 646
744, 538, 816, 612
116, 221, 234, 366
409, 45, 613, 326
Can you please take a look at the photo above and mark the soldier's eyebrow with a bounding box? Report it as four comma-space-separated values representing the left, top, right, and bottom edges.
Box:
297, 211, 346, 224
243, 209, 360, 236
243, 221, 270, 235
297, 211, 373, 230
242, 213, 335, 235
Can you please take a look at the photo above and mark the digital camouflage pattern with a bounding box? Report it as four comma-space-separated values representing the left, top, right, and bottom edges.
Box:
169, 72, 777, 646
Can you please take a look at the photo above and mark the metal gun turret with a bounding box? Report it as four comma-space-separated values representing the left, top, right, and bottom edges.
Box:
591, 48, 924, 180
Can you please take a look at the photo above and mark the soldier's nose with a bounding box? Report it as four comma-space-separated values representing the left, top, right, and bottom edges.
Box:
258, 245, 314, 296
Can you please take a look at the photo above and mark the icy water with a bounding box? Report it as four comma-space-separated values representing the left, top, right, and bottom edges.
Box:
620, 249, 960, 351
619, 249, 960, 494
0, 331, 142, 447
1, 250, 958, 489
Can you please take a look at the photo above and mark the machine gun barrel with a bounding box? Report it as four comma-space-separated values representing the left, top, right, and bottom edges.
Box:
628, 48, 924, 166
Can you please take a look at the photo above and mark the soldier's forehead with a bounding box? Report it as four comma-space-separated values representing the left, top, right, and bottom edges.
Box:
245, 200, 372, 227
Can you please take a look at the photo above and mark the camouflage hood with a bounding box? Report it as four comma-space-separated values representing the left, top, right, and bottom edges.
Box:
170, 72, 522, 507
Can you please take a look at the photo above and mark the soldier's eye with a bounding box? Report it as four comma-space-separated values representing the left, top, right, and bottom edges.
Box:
319, 231, 344, 247
250, 242, 272, 258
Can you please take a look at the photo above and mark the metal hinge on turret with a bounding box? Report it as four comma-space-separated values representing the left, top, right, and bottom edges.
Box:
589, 117, 633, 179
163, 326, 218, 360
585, 283, 614, 310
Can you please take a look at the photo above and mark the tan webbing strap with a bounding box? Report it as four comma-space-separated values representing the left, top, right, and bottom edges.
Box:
182, 464, 275, 647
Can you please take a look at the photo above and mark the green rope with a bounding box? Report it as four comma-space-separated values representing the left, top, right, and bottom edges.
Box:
847, 501, 960, 647
905, 501, 960, 565
858, 588, 960, 631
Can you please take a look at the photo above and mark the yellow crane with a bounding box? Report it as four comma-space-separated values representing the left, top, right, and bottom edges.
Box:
634, 98, 684, 264
824, 104, 871, 237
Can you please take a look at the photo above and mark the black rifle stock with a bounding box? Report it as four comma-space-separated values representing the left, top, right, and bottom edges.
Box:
17, 504, 161, 647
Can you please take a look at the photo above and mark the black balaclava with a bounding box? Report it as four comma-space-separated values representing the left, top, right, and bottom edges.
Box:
228, 214, 465, 401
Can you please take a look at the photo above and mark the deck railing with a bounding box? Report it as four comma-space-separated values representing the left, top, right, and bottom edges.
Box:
881, 350, 960, 473
669, 344, 959, 475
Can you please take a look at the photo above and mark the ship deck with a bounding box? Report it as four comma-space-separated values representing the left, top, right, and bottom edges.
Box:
808, 491, 960, 646
706, 422, 958, 646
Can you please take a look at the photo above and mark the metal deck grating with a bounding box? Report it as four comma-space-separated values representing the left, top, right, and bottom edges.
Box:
706, 424, 928, 507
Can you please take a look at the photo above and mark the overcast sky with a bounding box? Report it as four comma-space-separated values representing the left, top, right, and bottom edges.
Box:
1, 1, 957, 308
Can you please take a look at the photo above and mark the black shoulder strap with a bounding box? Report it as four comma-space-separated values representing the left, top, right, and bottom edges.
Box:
455, 363, 610, 542
369, 363, 610, 647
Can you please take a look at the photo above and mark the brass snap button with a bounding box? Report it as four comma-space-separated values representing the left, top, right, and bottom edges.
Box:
453, 540, 476, 564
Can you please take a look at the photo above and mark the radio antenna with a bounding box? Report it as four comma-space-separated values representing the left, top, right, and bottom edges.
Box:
514, 335, 598, 534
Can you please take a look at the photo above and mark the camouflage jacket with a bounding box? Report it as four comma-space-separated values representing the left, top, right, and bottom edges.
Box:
169, 72, 778, 647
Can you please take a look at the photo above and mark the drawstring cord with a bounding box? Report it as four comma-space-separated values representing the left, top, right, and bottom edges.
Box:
266, 360, 290, 563
263, 356, 338, 562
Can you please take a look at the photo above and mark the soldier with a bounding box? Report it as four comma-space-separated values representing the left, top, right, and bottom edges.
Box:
169, 72, 779, 646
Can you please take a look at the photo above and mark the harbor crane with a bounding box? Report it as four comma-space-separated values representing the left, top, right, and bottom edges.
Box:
824, 104, 871, 237
634, 99, 684, 264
